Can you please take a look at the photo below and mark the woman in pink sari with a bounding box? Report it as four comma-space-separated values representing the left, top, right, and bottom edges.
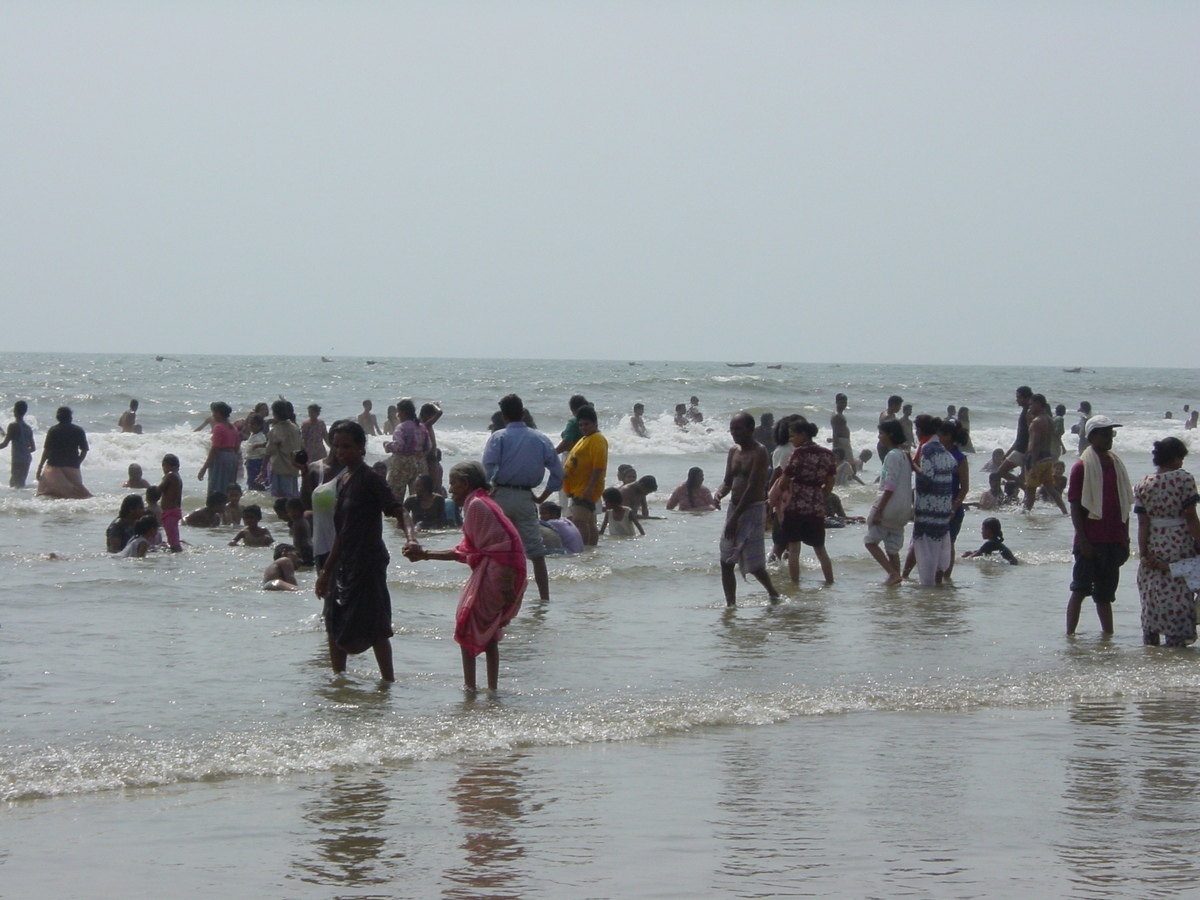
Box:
405, 461, 526, 692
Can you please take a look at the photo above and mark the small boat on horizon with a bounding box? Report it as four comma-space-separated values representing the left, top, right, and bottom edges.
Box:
727, 362, 756, 368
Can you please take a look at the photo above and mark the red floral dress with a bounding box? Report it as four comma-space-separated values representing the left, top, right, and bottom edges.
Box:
1134, 468, 1200, 646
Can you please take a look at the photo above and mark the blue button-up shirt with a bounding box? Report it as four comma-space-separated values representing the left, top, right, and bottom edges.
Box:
482, 422, 564, 493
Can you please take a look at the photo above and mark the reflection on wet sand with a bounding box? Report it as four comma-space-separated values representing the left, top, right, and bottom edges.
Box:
442, 752, 531, 900
293, 772, 401, 891
1059, 693, 1200, 895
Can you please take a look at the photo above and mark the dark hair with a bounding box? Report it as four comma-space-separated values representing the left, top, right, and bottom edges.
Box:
540, 501, 562, 518
1152, 436, 1189, 468
878, 420, 905, 446
133, 514, 159, 537
686, 466, 703, 507
499, 394, 524, 422
273, 498, 289, 516
937, 418, 963, 445
14, 400, 27, 416
308, 404, 320, 413
271, 399, 289, 420
119, 494, 145, 519
637, 475, 658, 492
206, 491, 228, 508
413, 474, 435, 494
225, 483, 242, 495
576, 405, 598, 424
788, 418, 819, 439
243, 504, 262, 519
982, 517, 1004, 541
569, 394, 588, 412
210, 401, 233, 419
419, 402, 438, 419
285, 498, 304, 514
397, 398, 417, 419
760, 412, 775, 426
914, 415, 940, 438
1055, 404, 1066, 416
162, 453, 179, 468
887, 395, 903, 407
293, 449, 309, 466
633, 403, 644, 412
56, 406, 72, 424
329, 419, 366, 447
248, 413, 265, 431
602, 487, 623, 506
274, 543, 296, 559
145, 485, 161, 503
773, 416, 795, 447
1030, 393, 1048, 411
1016, 386, 1033, 398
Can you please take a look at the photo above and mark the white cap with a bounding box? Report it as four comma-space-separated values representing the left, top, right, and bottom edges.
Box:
1084, 415, 1121, 437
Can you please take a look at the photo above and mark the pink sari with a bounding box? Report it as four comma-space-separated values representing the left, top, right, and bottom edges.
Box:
453, 489, 527, 656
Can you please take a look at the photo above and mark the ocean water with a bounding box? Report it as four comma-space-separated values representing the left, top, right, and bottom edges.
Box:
3, 352, 1200, 898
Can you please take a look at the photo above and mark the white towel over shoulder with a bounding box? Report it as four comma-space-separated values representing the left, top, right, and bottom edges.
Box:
1078, 446, 1133, 523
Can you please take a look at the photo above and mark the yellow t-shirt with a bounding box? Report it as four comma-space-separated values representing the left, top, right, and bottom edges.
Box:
563, 432, 608, 502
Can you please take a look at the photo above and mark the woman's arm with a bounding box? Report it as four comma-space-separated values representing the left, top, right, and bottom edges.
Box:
198, 443, 217, 481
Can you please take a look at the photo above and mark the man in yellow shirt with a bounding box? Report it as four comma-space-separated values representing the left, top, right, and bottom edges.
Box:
562, 405, 607, 546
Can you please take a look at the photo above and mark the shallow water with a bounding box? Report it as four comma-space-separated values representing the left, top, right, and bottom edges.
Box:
3, 353, 1200, 897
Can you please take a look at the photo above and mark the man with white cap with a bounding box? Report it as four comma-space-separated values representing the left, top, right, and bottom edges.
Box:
1065, 415, 1133, 636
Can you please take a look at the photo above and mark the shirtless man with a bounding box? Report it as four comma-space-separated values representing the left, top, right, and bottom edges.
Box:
713, 412, 779, 607
118, 399, 143, 434
876, 395, 902, 462
831, 393, 852, 461
687, 396, 704, 423
357, 400, 381, 436
990, 386, 1033, 496
630, 403, 648, 438
1023, 393, 1068, 514
898, 403, 915, 450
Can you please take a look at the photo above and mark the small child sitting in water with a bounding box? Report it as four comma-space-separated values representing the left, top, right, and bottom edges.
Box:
222, 483, 244, 525
961, 517, 1018, 564
185, 491, 227, 527
123, 463, 152, 490
114, 514, 160, 558
262, 543, 302, 590
599, 487, 644, 537
285, 498, 314, 566
230, 504, 274, 547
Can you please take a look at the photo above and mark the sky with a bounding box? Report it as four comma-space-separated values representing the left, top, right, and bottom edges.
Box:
1, 1, 1196, 367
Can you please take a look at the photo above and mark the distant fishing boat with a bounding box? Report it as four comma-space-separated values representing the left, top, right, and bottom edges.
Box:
726, 362, 756, 368
365, 360, 376, 366
321, 356, 332, 363
767, 364, 782, 370
1063, 367, 1082, 373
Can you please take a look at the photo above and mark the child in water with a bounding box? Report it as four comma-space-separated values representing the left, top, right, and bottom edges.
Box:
961, 517, 1018, 564
123, 463, 152, 489
186, 491, 227, 528
262, 544, 302, 590
222, 483, 244, 525
114, 514, 160, 558
230, 504, 274, 547
599, 487, 644, 537
284, 498, 314, 565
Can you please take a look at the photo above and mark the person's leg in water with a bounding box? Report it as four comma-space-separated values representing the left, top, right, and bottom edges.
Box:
461, 646, 478, 692
787, 541, 801, 583
866, 541, 903, 585
485, 639, 500, 691
328, 638, 348, 674
372, 638, 395, 682
814, 545, 834, 583
721, 561, 738, 607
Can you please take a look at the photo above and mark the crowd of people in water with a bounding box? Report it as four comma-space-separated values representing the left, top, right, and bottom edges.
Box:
6, 383, 1200, 689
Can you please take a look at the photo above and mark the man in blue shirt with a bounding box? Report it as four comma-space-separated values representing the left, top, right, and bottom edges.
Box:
483, 393, 565, 601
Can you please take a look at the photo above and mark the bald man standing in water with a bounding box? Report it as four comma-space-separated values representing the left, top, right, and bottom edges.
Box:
714, 412, 780, 607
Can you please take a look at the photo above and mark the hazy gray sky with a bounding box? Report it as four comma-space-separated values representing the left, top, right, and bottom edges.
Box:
2, 2, 1196, 366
